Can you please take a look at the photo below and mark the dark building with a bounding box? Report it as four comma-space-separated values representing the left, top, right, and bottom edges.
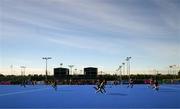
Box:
84, 67, 98, 78
54, 67, 69, 79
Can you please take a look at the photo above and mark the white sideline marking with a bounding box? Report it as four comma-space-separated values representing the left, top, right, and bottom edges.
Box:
0, 88, 50, 97
161, 86, 180, 90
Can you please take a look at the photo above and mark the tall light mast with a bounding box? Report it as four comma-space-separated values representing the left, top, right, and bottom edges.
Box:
42, 57, 52, 81
68, 65, 74, 75
126, 57, 131, 80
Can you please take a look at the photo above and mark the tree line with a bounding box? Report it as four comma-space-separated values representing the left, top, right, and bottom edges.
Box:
0, 72, 180, 84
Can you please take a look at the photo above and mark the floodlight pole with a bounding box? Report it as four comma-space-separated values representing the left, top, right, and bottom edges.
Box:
116, 65, 122, 85
68, 65, 74, 75
80, 70, 83, 74
74, 69, 77, 75
173, 65, 176, 80
122, 63, 125, 75
42, 57, 52, 81
20, 66, 26, 76
10, 65, 13, 75
119, 65, 122, 85
169, 65, 173, 75
126, 57, 131, 80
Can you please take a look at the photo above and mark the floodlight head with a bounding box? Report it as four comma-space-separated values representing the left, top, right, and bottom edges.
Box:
126, 57, 129, 61
20, 66, 26, 68
47, 57, 52, 59
122, 63, 125, 65
68, 65, 74, 68
42, 57, 52, 60
126, 57, 131, 61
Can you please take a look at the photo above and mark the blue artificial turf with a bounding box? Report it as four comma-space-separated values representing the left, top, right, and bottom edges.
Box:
0, 84, 179, 108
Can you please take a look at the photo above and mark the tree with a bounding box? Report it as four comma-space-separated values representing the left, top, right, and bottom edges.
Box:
0, 74, 4, 77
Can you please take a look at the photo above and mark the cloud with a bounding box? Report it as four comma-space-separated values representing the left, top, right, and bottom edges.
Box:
52, 0, 180, 36
2, 0, 179, 39
1, 0, 179, 74
45, 34, 121, 54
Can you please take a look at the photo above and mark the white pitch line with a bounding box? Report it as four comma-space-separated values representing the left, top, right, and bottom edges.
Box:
0, 88, 50, 97
161, 86, 180, 90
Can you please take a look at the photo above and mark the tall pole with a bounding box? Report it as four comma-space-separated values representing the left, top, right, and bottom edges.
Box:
126, 57, 131, 80
74, 69, 77, 75
10, 65, 13, 75
80, 70, 82, 74
116, 65, 122, 85
20, 66, 26, 76
173, 65, 176, 80
119, 65, 122, 85
122, 63, 125, 84
20, 66, 26, 84
169, 65, 173, 75
42, 57, 52, 81
68, 65, 74, 75
122, 63, 125, 75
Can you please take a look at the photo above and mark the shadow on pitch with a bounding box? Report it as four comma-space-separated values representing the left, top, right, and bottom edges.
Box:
107, 93, 128, 96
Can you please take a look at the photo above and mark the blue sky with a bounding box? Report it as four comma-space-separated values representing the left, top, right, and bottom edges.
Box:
0, 0, 180, 75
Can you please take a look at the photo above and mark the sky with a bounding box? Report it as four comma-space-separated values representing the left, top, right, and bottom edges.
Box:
0, 0, 180, 75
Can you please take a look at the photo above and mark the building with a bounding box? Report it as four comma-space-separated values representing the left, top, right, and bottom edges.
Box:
84, 67, 98, 78
54, 67, 69, 79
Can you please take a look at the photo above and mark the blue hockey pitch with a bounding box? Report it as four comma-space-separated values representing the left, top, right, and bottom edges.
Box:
0, 84, 180, 108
